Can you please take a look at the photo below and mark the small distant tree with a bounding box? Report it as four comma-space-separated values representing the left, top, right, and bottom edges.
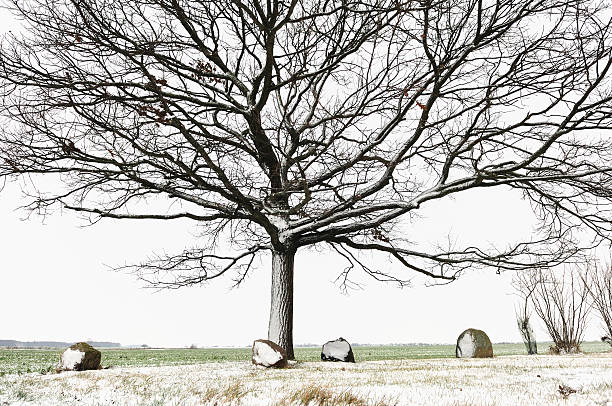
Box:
513, 273, 538, 354
585, 262, 612, 347
525, 269, 591, 354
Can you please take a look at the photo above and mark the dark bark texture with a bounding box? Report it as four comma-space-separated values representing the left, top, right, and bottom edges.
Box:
268, 249, 295, 359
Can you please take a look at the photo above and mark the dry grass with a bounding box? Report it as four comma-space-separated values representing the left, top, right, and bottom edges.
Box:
197, 381, 251, 404
277, 384, 397, 406
2, 354, 612, 405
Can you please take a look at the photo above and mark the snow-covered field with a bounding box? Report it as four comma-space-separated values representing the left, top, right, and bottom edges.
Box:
1, 353, 612, 405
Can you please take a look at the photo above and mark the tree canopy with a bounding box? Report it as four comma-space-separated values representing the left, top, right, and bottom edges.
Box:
1, 0, 612, 356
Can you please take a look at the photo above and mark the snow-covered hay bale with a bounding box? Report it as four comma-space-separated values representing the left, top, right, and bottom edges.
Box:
321, 337, 355, 362
58, 342, 101, 371
251, 339, 288, 368
456, 328, 493, 358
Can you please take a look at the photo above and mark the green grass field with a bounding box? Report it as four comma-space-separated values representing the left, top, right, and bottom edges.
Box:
1, 341, 609, 376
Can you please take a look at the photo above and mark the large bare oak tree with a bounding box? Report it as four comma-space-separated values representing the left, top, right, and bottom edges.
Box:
1, 0, 612, 358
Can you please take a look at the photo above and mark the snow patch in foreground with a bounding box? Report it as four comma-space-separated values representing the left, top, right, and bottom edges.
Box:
3, 353, 612, 405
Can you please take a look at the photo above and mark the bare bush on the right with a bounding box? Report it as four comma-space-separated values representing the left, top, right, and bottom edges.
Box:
518, 269, 590, 354
513, 274, 538, 355
585, 262, 612, 347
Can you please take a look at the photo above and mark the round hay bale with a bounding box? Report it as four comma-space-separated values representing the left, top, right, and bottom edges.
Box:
456, 328, 493, 358
58, 342, 101, 371
251, 339, 288, 368
321, 337, 355, 362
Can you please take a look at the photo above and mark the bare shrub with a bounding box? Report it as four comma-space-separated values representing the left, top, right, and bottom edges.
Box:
513, 274, 538, 354
585, 262, 612, 347
517, 313, 538, 355
518, 269, 590, 354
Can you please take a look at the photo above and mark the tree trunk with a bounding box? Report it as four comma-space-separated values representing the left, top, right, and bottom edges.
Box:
268, 247, 295, 360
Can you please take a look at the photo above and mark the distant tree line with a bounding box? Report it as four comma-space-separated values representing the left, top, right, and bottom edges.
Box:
0, 340, 121, 348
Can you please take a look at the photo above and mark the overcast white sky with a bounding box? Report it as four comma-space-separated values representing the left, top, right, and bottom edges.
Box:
0, 6, 605, 349
2, 179, 602, 348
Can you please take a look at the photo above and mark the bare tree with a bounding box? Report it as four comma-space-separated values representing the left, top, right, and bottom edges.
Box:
525, 269, 591, 354
585, 261, 612, 346
513, 273, 537, 354
1, 0, 612, 358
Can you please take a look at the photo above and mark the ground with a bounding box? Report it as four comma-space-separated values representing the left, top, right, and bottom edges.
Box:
1, 344, 611, 405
